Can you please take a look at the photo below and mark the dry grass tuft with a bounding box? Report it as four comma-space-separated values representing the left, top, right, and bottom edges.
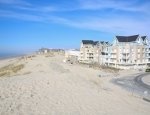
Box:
0, 64, 24, 77
79, 62, 120, 74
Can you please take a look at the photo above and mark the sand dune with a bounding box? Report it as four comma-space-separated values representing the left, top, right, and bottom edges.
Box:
0, 54, 149, 115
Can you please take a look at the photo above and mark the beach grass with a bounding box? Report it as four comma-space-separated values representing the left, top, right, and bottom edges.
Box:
79, 62, 120, 73
0, 64, 24, 77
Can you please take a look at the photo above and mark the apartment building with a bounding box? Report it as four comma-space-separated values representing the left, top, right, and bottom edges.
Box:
79, 40, 109, 64
103, 35, 150, 69
99, 42, 110, 65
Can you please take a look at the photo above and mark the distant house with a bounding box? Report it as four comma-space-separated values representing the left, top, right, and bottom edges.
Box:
38, 48, 50, 54
37, 48, 65, 55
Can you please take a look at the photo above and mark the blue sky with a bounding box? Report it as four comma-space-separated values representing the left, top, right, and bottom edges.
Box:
0, 0, 150, 53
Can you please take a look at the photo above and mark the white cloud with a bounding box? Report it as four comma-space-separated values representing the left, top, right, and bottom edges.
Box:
77, 0, 150, 14
0, 10, 44, 22
0, 0, 150, 36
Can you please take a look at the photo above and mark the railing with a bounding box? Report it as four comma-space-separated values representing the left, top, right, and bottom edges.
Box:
110, 56, 117, 59
122, 51, 130, 54
111, 52, 117, 54
121, 55, 130, 59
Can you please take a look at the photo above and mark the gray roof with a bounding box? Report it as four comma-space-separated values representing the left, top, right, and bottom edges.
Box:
82, 40, 99, 45
141, 36, 146, 41
116, 35, 139, 42
100, 41, 110, 45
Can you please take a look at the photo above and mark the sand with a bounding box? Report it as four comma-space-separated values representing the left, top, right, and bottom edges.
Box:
0, 54, 150, 115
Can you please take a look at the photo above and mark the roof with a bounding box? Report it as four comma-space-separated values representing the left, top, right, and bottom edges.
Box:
116, 35, 139, 42
105, 42, 108, 44
82, 40, 99, 45
93, 41, 99, 45
100, 41, 104, 45
141, 36, 146, 41
100, 41, 110, 45
39, 48, 50, 51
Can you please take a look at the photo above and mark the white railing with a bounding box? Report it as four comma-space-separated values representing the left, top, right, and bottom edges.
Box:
110, 56, 117, 58
121, 55, 130, 59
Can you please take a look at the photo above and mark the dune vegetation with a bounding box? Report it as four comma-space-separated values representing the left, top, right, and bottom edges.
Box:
0, 64, 24, 77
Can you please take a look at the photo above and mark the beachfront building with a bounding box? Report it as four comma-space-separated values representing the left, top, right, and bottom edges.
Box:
104, 35, 150, 69
79, 40, 110, 64
99, 41, 111, 65
37, 48, 50, 54
79, 40, 99, 63
65, 49, 80, 63
37, 48, 65, 55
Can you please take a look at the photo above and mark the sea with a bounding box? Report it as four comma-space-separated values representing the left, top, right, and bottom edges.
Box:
0, 52, 26, 60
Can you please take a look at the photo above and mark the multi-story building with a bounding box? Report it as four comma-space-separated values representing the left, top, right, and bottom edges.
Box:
79, 40, 109, 64
79, 40, 99, 63
99, 41, 110, 65
103, 35, 150, 69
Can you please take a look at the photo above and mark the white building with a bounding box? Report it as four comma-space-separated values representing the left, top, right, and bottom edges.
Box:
65, 49, 80, 63
103, 35, 150, 69
79, 40, 100, 64
37, 48, 50, 54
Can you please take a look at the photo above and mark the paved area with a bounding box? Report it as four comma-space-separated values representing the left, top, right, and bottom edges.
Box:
142, 74, 150, 86
112, 73, 150, 98
134, 73, 150, 90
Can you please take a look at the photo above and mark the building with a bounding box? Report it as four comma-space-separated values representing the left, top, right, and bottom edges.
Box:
65, 49, 80, 63
79, 40, 99, 63
99, 41, 110, 65
37, 48, 50, 54
79, 40, 109, 64
104, 35, 150, 69
37, 48, 65, 55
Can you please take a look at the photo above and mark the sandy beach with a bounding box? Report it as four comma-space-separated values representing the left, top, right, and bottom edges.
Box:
0, 54, 150, 115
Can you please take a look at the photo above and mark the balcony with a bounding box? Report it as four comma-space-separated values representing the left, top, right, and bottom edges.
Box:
110, 56, 117, 59
145, 54, 150, 58
109, 59, 117, 63
146, 56, 150, 59
111, 51, 117, 54
121, 56, 130, 59
122, 52, 130, 54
